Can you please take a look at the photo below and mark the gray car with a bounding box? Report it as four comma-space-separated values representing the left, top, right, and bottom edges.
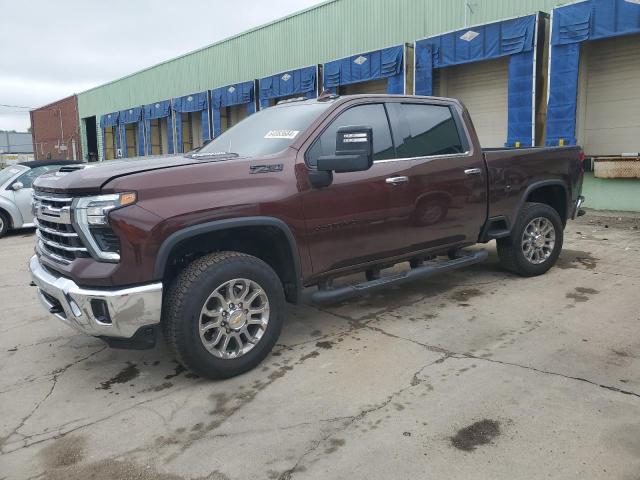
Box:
0, 160, 80, 238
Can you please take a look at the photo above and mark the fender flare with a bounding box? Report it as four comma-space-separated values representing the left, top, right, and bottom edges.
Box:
511, 179, 569, 230
154, 216, 303, 296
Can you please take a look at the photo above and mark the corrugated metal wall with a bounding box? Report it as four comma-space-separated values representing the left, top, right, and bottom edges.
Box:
79, 0, 565, 159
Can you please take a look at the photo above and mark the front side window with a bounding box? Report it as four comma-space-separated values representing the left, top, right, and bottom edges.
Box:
391, 103, 464, 158
306, 103, 395, 167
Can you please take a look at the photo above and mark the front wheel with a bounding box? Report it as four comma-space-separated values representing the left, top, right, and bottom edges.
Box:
497, 202, 563, 277
162, 251, 285, 379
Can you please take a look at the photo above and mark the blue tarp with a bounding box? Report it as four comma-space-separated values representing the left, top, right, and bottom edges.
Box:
259, 66, 317, 108
546, 0, 640, 146
100, 112, 120, 160
211, 81, 256, 137
99, 112, 119, 128
118, 107, 145, 157
143, 100, 174, 155
172, 92, 211, 152
323, 45, 404, 94
415, 14, 537, 147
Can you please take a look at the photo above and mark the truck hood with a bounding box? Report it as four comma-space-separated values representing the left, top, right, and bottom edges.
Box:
33, 155, 203, 194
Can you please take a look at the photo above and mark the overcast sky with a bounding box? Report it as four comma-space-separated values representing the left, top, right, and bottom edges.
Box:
0, 0, 324, 132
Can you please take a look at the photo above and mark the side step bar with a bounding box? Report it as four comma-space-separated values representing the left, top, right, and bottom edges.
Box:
311, 250, 488, 305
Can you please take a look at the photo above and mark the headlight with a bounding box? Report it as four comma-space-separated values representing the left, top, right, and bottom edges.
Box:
72, 192, 136, 262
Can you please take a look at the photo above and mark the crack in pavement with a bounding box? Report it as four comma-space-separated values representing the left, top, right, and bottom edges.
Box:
315, 306, 640, 400
0, 346, 106, 452
449, 355, 640, 399
279, 357, 446, 479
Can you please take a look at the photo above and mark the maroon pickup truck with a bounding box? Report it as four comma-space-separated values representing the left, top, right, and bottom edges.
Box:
30, 94, 584, 378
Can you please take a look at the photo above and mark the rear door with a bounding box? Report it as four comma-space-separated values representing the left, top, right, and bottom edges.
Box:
385, 101, 487, 251
300, 102, 411, 275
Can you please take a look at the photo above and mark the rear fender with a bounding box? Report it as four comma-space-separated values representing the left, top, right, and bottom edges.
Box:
510, 180, 569, 230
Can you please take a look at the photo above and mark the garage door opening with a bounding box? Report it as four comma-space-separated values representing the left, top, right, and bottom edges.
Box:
339, 78, 388, 95
434, 57, 509, 148
219, 104, 248, 134
576, 34, 640, 157
124, 123, 138, 158
103, 126, 118, 160
83, 116, 98, 162
180, 112, 203, 152
149, 118, 170, 155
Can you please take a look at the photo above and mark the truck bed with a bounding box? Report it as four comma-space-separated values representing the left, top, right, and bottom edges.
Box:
482, 146, 583, 229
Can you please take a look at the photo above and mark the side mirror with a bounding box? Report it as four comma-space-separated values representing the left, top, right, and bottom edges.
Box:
317, 126, 373, 173
11, 182, 24, 191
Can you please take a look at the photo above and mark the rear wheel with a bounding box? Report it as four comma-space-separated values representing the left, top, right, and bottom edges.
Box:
162, 251, 285, 379
0, 211, 9, 238
497, 202, 563, 277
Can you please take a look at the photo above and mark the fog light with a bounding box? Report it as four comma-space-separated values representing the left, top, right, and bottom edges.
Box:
91, 299, 112, 325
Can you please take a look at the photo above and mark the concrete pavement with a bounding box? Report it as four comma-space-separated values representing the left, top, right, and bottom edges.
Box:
1, 213, 639, 479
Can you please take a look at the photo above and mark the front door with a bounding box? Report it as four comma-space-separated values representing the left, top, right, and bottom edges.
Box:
300, 102, 411, 275
385, 101, 487, 252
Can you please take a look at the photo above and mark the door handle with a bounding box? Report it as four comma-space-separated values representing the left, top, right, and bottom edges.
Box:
385, 176, 408, 184
464, 168, 482, 175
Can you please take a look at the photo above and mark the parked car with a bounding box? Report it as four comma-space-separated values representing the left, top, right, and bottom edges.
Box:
0, 160, 81, 238
29, 94, 585, 379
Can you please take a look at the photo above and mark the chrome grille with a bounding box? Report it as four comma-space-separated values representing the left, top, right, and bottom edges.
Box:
33, 191, 88, 264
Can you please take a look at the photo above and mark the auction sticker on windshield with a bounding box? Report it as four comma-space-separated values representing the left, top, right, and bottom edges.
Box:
264, 130, 299, 139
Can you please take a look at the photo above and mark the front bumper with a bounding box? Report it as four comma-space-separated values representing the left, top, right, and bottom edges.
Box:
29, 255, 162, 339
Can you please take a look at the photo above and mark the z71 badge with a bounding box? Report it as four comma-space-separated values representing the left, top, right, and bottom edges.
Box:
250, 164, 284, 174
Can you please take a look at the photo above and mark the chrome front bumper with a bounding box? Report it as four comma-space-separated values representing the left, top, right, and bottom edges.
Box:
29, 255, 162, 339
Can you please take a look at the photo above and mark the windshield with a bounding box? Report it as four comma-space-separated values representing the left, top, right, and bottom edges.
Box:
0, 165, 27, 186
196, 102, 331, 158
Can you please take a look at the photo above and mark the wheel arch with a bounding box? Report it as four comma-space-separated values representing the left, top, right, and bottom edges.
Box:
155, 217, 302, 304
0, 198, 21, 230
512, 180, 569, 231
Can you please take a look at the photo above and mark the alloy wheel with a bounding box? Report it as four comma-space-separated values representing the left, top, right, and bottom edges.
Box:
198, 278, 270, 359
521, 217, 555, 264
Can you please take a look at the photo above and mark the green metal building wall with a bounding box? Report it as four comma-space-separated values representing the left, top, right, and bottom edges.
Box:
79, 0, 566, 159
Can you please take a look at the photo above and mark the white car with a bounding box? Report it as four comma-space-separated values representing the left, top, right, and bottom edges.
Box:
0, 161, 80, 238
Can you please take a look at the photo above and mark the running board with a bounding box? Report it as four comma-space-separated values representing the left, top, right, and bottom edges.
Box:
311, 250, 488, 305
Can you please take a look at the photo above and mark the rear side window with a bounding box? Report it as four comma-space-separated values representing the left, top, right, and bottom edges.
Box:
306, 103, 395, 167
392, 103, 464, 158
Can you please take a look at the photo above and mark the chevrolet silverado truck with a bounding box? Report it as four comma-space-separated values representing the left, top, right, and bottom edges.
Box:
29, 94, 585, 379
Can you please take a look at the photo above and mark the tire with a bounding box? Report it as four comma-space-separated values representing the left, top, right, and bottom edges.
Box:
0, 211, 9, 239
162, 251, 285, 379
497, 202, 563, 277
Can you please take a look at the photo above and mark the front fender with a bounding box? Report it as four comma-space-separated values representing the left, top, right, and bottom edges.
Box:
0, 195, 22, 228
153, 216, 303, 301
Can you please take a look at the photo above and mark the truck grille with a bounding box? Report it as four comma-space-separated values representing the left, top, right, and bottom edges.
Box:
33, 192, 89, 264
